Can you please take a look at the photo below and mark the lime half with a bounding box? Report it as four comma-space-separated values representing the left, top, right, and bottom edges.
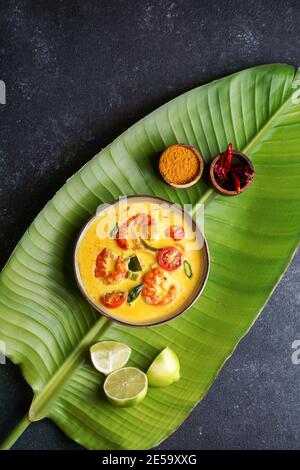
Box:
104, 367, 148, 407
147, 347, 180, 387
90, 341, 131, 375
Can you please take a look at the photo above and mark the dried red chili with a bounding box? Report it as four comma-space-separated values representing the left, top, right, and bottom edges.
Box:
214, 143, 254, 193
231, 172, 241, 193
216, 143, 233, 183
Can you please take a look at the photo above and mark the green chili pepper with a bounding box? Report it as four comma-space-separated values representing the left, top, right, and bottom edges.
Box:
127, 271, 139, 281
109, 223, 118, 238
127, 284, 144, 303
140, 238, 160, 252
128, 254, 142, 272
183, 260, 193, 279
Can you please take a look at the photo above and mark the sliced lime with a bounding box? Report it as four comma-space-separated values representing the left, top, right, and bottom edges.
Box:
104, 367, 148, 407
90, 341, 131, 375
147, 347, 180, 387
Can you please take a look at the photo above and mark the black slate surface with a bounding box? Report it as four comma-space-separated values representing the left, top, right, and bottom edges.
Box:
0, 0, 299, 450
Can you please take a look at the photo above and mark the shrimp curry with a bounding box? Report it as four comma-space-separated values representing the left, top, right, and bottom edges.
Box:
75, 196, 208, 326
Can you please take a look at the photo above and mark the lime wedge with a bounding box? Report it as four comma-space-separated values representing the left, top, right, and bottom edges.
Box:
90, 341, 131, 375
147, 347, 180, 387
104, 367, 148, 407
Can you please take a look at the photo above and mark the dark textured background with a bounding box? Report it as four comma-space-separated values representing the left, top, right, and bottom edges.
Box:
0, 0, 299, 450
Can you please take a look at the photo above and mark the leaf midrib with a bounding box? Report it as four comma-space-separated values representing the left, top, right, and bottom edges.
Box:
29, 316, 111, 421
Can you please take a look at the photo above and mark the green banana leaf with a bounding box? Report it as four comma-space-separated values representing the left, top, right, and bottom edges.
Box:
1, 64, 300, 450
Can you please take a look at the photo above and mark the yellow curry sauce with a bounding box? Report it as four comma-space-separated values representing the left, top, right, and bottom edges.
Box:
76, 199, 206, 325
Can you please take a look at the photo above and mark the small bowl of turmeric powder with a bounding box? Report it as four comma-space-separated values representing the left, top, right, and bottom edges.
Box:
158, 144, 204, 188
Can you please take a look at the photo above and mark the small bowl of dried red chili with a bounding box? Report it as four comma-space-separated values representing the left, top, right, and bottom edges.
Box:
210, 143, 255, 196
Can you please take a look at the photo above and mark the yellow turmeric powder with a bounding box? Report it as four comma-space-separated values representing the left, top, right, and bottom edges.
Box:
159, 144, 201, 185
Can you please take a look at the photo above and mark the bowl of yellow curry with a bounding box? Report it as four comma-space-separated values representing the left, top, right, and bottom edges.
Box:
74, 195, 210, 327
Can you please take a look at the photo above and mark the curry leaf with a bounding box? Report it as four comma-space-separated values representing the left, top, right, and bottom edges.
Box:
127, 284, 144, 304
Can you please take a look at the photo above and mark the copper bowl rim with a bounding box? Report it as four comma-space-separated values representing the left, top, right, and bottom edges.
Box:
209, 151, 255, 196
73, 194, 210, 328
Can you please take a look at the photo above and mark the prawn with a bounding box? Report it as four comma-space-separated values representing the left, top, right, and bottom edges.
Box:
116, 213, 155, 250
95, 248, 127, 285
142, 267, 176, 306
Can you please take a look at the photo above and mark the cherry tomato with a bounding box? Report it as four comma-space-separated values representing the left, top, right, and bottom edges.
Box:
157, 246, 182, 271
100, 291, 126, 308
165, 225, 185, 241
